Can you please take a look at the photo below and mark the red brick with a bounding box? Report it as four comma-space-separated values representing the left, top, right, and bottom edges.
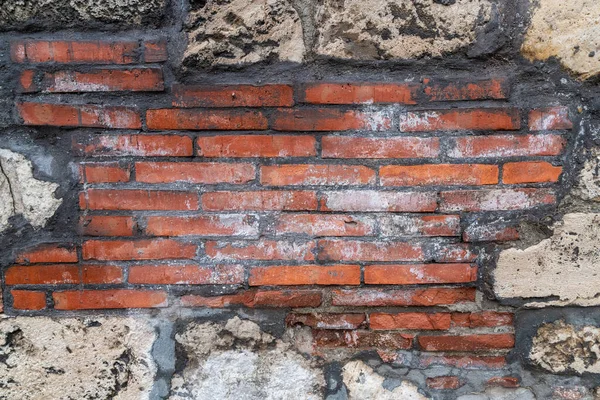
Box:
271, 109, 392, 131
370, 312, 452, 330
440, 188, 556, 212
173, 84, 294, 107
380, 164, 498, 186
320, 190, 437, 212
144, 40, 168, 62
249, 265, 361, 286
198, 135, 316, 158
146, 109, 268, 130
135, 162, 256, 184
301, 83, 418, 104
16, 244, 78, 264
451, 312, 514, 328
12, 40, 138, 64
487, 377, 520, 388
80, 216, 135, 237
80, 162, 130, 183
418, 355, 507, 369
399, 108, 520, 132
129, 264, 244, 285
379, 215, 460, 237
449, 134, 565, 158
11, 290, 46, 310
82, 239, 196, 261
205, 240, 315, 261
463, 224, 519, 242
322, 136, 440, 159
6, 265, 79, 285
18, 70, 36, 92
314, 330, 413, 349
261, 164, 375, 186
332, 288, 476, 307
426, 376, 463, 390
364, 264, 477, 285
275, 214, 376, 237
81, 189, 198, 211
286, 313, 366, 329
82, 265, 123, 284
317, 240, 424, 262
418, 334, 515, 351
18, 102, 141, 129
503, 161, 562, 184
145, 215, 258, 237
202, 191, 317, 211
529, 106, 572, 131
181, 289, 323, 308
53, 289, 168, 310
435, 244, 478, 263
424, 78, 509, 101
73, 134, 193, 157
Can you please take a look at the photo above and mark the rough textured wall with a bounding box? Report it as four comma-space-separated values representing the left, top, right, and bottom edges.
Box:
1, 0, 600, 399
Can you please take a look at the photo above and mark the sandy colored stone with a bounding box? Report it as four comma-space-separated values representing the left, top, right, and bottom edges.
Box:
574, 150, 600, 201
169, 317, 324, 400
314, 0, 492, 60
342, 360, 428, 400
184, 0, 305, 67
0, 316, 156, 400
522, 0, 600, 79
0, 149, 61, 232
494, 213, 600, 306
530, 320, 600, 375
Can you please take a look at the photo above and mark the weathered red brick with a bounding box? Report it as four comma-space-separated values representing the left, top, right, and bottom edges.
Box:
205, 240, 315, 261
202, 191, 317, 211
145, 215, 258, 237
135, 162, 256, 184
286, 313, 366, 329
82, 239, 196, 261
143, 40, 168, 62
261, 164, 375, 186
11, 290, 46, 310
80, 216, 135, 237
529, 106, 572, 131
314, 330, 413, 349
173, 84, 294, 107
449, 134, 565, 158
16, 244, 78, 264
82, 265, 124, 284
18, 70, 36, 92
317, 240, 424, 262
424, 78, 509, 102
426, 376, 463, 390
451, 312, 514, 328
6, 265, 79, 285
197, 135, 316, 158
463, 223, 519, 242
53, 289, 168, 310
271, 109, 392, 131
380, 164, 498, 186
11, 40, 138, 64
332, 288, 476, 307
439, 188, 556, 211
146, 109, 268, 130
503, 161, 562, 184
181, 289, 323, 308
80, 162, 130, 183
301, 83, 418, 104
487, 377, 520, 388
81, 189, 198, 211
400, 108, 520, 132
364, 264, 477, 285
379, 215, 460, 237
275, 214, 376, 237
418, 334, 515, 351
418, 355, 507, 369
129, 264, 244, 285
322, 136, 439, 159
249, 265, 361, 286
370, 312, 452, 330
73, 134, 193, 157
320, 191, 437, 212
435, 243, 478, 263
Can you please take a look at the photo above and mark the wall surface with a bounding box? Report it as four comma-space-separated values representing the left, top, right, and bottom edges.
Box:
1, 0, 600, 399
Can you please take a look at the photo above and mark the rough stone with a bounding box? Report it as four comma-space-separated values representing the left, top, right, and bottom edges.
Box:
494, 213, 600, 307
314, 0, 492, 60
169, 316, 324, 399
184, 0, 305, 68
341, 360, 428, 400
0, 316, 156, 400
574, 150, 600, 201
530, 320, 600, 375
522, 0, 600, 80
457, 387, 536, 400
0, 0, 167, 29
0, 149, 61, 232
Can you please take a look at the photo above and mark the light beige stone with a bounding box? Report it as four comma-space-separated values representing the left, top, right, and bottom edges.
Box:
457, 387, 536, 400
530, 320, 600, 375
574, 150, 600, 201
184, 0, 305, 67
495, 213, 600, 306
0, 316, 156, 400
314, 0, 492, 60
522, 0, 600, 79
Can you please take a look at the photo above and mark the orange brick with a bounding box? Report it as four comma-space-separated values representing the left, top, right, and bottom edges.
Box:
205, 240, 315, 261
143, 40, 168, 62
249, 265, 361, 286
82, 239, 196, 261
81, 189, 198, 211
73, 134, 193, 157
16, 244, 78, 264
6, 265, 79, 285
286, 313, 366, 329
82, 265, 123, 284
321, 136, 440, 159
529, 106, 572, 131
53, 289, 168, 310
301, 83, 418, 104
380, 164, 498, 186
503, 161, 562, 184
379, 215, 461, 237
11, 290, 47, 310
80, 216, 135, 237
173, 84, 293, 107
33, 68, 164, 92
450, 134, 565, 158
418, 334, 515, 351
12, 40, 138, 64
424, 78, 509, 101
145, 215, 258, 237
370, 312, 452, 330
271, 109, 392, 131
80, 162, 130, 183
129, 264, 244, 285
317, 240, 424, 262
364, 264, 477, 285
202, 191, 317, 211
146, 109, 268, 130
135, 162, 256, 184
426, 376, 463, 390
400, 108, 520, 132
181, 289, 323, 308
197, 135, 316, 158
275, 214, 376, 237
261, 164, 375, 186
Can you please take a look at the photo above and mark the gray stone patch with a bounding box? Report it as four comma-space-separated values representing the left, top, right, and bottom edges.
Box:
0, 316, 156, 400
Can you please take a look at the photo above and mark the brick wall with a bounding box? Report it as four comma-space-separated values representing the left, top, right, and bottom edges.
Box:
5, 38, 574, 386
